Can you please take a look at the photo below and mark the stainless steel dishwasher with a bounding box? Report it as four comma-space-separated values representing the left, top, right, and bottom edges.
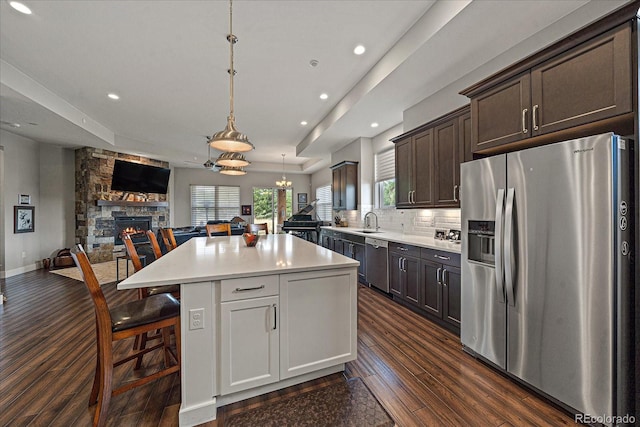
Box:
365, 237, 388, 292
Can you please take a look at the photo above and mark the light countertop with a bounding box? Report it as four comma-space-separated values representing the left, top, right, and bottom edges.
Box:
117, 234, 359, 290
321, 226, 462, 254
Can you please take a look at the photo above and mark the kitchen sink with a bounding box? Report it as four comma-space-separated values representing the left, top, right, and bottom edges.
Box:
360, 230, 381, 234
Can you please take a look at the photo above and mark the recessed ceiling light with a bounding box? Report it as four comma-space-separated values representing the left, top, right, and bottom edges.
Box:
107, 93, 120, 100
371, 122, 379, 128
319, 93, 328, 100
9, 1, 31, 15
354, 45, 366, 55
300, 121, 308, 126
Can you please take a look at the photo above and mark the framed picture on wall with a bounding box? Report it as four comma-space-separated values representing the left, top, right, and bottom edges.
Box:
241, 205, 252, 215
19, 194, 31, 205
297, 193, 307, 206
14, 205, 35, 233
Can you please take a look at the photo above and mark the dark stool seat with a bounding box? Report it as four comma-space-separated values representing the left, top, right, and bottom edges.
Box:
146, 284, 180, 297
111, 293, 180, 332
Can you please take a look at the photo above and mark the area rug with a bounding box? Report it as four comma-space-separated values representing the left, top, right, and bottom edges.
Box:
225, 377, 394, 427
49, 260, 132, 285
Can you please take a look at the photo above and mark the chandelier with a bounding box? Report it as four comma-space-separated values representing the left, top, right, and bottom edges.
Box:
276, 154, 292, 188
209, 0, 254, 168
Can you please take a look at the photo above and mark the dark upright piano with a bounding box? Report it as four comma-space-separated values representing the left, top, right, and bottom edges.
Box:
282, 200, 322, 243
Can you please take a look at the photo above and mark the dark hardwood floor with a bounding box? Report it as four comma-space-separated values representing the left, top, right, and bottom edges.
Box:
0, 269, 574, 426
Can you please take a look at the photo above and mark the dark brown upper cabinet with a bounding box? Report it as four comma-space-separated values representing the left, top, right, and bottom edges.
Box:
392, 105, 469, 209
433, 119, 460, 206
394, 128, 433, 209
331, 161, 358, 211
465, 22, 632, 154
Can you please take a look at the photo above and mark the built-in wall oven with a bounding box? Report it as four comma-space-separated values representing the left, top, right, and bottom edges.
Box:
365, 237, 388, 292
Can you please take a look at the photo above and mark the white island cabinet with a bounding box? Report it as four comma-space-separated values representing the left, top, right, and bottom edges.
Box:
118, 234, 358, 427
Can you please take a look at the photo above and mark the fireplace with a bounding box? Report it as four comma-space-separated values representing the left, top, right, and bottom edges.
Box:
114, 216, 152, 245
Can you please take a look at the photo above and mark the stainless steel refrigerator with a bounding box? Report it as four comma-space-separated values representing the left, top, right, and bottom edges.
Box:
460, 133, 634, 421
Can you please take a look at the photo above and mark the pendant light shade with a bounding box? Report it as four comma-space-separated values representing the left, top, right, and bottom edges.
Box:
209, 0, 254, 155
215, 151, 251, 167
219, 165, 247, 176
209, 117, 254, 152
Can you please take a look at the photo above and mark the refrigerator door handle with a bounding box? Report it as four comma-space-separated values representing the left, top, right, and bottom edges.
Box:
504, 187, 516, 306
495, 188, 506, 303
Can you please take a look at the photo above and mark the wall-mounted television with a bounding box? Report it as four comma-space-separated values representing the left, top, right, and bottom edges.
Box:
110, 160, 171, 194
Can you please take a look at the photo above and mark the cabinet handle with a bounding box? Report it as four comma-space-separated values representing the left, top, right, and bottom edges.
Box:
398, 247, 408, 251
412, 190, 416, 204
402, 257, 407, 272
434, 254, 451, 260
532, 104, 539, 131
398, 257, 402, 271
272, 304, 277, 330
437, 267, 442, 285
453, 185, 458, 202
522, 108, 528, 134
443, 269, 448, 286
234, 284, 265, 293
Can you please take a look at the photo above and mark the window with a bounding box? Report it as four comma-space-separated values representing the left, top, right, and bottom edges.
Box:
190, 185, 240, 226
315, 185, 332, 221
375, 149, 395, 208
252, 187, 292, 233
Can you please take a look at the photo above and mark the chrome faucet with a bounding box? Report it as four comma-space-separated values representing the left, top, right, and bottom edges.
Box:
364, 211, 379, 231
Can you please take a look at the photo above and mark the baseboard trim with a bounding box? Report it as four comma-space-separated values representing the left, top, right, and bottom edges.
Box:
2, 263, 40, 278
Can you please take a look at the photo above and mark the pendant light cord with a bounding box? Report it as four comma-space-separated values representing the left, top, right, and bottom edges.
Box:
228, 0, 236, 120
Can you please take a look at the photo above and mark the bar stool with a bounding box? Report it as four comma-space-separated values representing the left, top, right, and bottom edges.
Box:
71, 244, 180, 427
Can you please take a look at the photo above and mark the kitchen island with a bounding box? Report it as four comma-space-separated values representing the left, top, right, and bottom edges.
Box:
118, 234, 359, 426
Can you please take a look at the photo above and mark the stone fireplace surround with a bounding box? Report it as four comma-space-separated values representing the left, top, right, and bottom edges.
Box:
75, 148, 170, 263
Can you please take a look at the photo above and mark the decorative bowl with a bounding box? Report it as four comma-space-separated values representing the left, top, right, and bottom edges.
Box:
242, 233, 260, 247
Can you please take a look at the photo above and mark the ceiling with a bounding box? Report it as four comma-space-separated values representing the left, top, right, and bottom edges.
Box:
0, 0, 629, 174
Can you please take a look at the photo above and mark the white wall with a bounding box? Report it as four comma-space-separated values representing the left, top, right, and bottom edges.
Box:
310, 167, 331, 203
0, 130, 75, 277
173, 167, 312, 226
39, 144, 76, 257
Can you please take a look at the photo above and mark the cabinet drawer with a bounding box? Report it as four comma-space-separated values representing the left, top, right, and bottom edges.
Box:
388, 242, 421, 258
221, 275, 279, 302
421, 248, 460, 267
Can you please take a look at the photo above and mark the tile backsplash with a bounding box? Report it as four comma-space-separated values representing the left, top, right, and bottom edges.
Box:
335, 207, 461, 237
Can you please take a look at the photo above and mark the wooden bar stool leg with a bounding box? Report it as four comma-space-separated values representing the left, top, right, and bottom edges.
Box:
175, 321, 181, 365
95, 345, 114, 427
161, 327, 172, 367
90, 339, 101, 405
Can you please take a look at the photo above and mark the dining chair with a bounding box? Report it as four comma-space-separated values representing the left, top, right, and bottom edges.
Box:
159, 228, 177, 252
246, 223, 269, 235
71, 244, 180, 427
206, 223, 231, 236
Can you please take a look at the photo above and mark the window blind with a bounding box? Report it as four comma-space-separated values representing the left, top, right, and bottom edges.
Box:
375, 148, 395, 182
315, 185, 332, 221
190, 185, 240, 226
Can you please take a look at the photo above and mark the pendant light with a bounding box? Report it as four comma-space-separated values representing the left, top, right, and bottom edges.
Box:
208, 0, 254, 154
216, 151, 250, 167
220, 165, 247, 176
276, 154, 292, 189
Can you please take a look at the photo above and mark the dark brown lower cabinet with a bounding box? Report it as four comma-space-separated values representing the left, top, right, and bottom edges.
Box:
420, 260, 442, 317
389, 252, 420, 304
419, 248, 461, 331
320, 230, 366, 283
442, 265, 461, 327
